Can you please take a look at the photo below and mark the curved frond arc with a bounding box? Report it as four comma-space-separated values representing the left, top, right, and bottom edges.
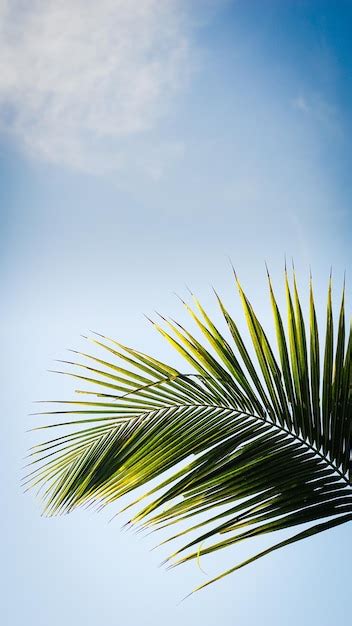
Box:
27, 269, 352, 594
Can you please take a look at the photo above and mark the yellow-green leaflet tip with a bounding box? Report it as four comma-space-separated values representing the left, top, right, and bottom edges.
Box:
185, 284, 194, 296
143, 313, 155, 325
173, 292, 187, 306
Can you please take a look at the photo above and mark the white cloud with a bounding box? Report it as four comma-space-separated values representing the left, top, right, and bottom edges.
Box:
292, 95, 310, 113
291, 93, 340, 136
0, 0, 191, 173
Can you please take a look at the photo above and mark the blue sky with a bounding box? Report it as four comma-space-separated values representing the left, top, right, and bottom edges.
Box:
1, 2, 351, 625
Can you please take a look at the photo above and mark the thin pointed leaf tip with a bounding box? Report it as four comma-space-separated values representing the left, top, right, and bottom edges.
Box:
28, 269, 352, 594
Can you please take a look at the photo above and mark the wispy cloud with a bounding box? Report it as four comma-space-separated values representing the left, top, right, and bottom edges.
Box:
292, 95, 310, 113
291, 92, 340, 135
0, 0, 192, 173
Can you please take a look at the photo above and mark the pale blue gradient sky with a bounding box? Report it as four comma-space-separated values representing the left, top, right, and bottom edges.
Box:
1, 2, 351, 625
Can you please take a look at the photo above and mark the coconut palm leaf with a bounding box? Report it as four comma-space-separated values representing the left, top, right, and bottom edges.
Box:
27, 269, 352, 595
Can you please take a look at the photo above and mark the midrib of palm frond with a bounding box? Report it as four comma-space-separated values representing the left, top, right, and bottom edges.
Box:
61, 388, 350, 486
76, 368, 352, 485
132, 398, 352, 485
27, 268, 352, 595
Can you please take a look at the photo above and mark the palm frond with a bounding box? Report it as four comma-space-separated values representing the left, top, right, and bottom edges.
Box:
28, 269, 352, 594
